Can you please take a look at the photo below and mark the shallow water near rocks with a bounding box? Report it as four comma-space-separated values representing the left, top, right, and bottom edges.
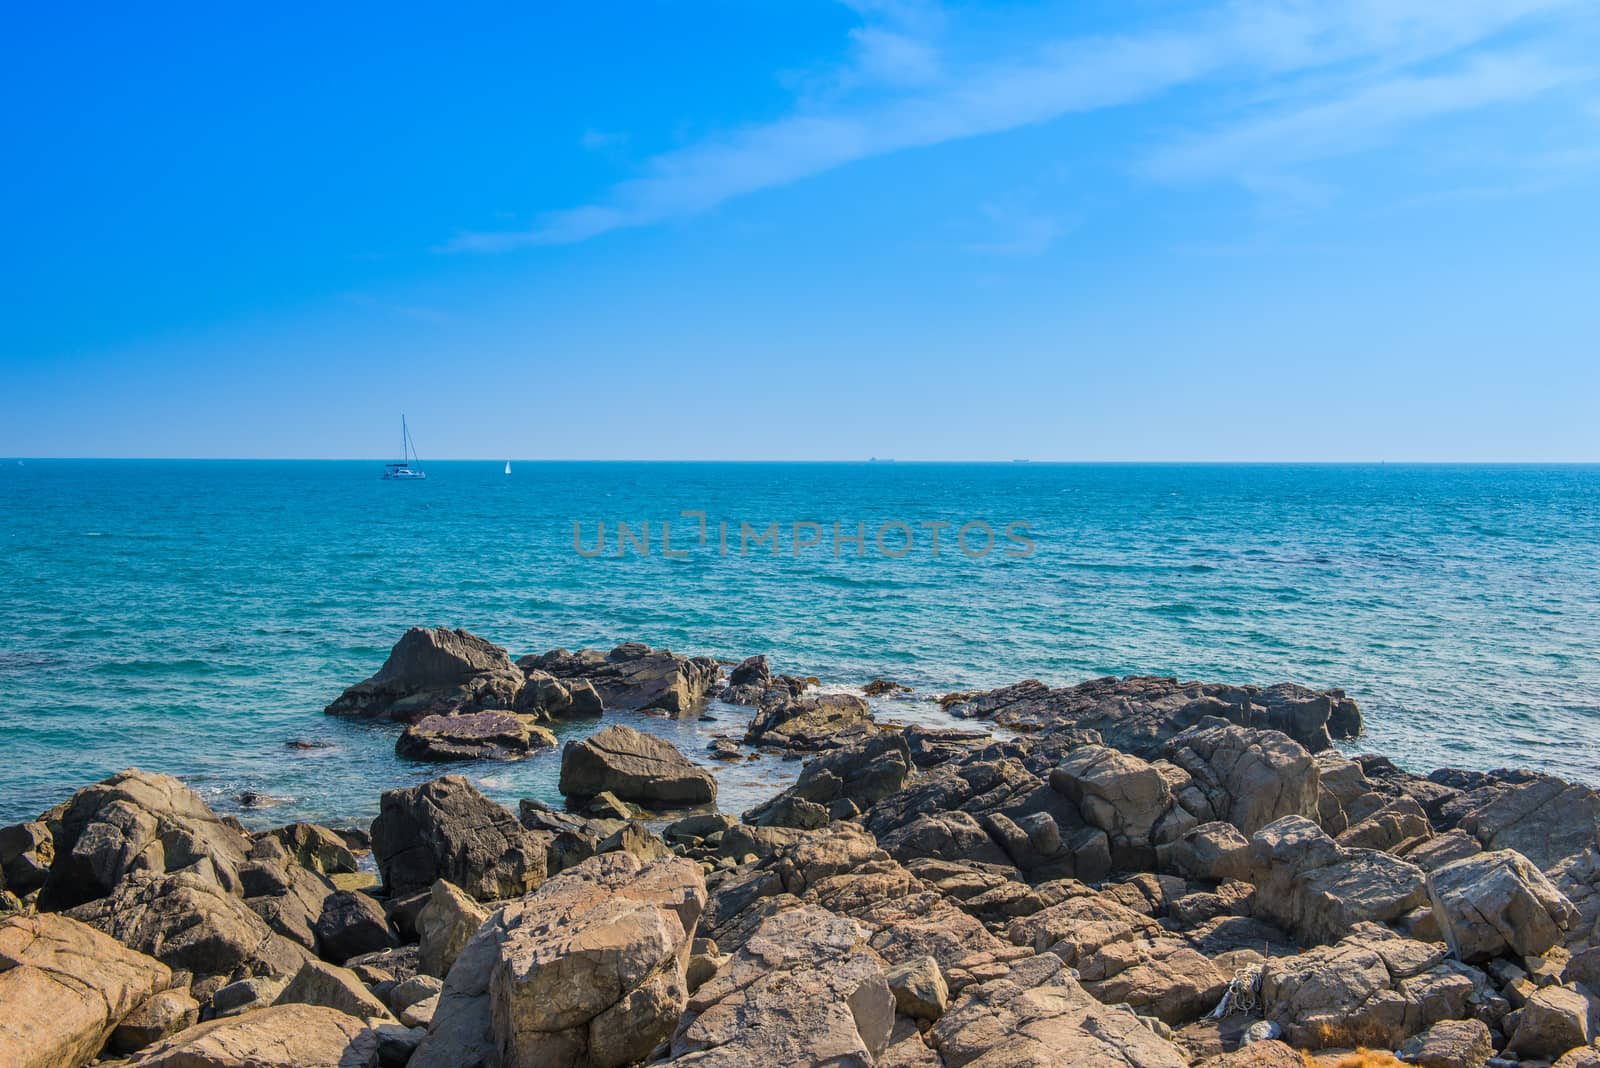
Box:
2, 460, 1598, 826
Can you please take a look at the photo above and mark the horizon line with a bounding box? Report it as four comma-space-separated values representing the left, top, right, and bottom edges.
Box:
5, 457, 1600, 466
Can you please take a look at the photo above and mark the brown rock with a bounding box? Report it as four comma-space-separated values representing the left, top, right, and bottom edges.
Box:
558, 724, 716, 807
124, 1003, 379, 1067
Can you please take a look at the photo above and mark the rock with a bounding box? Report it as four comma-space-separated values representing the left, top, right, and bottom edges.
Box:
945, 674, 1354, 755
926, 952, 1188, 1067
326, 625, 524, 722
1163, 821, 1251, 882
743, 692, 875, 750
1076, 937, 1229, 1026
863, 679, 913, 697
400, 994, 437, 1029
416, 879, 489, 979
671, 906, 894, 1066
316, 890, 397, 964
1426, 849, 1579, 962
1507, 983, 1592, 1059
373, 1023, 424, 1068
123, 1003, 380, 1067
1396, 1018, 1493, 1068
1248, 815, 1427, 944
1163, 724, 1321, 835
276, 959, 396, 1022
263, 823, 359, 876
745, 731, 913, 826
412, 853, 705, 1068
1051, 745, 1174, 848
526, 642, 721, 714
1194, 1041, 1303, 1067
727, 655, 771, 690
902, 725, 992, 768
558, 724, 717, 807
371, 775, 547, 901
396, 711, 557, 762
110, 987, 202, 1055
1338, 796, 1433, 852
0, 912, 172, 1068
0, 821, 54, 896
1456, 774, 1600, 870
212, 975, 290, 1017
887, 955, 949, 1021
515, 669, 604, 719
40, 768, 253, 908
387, 974, 443, 1015
245, 858, 335, 950
66, 869, 310, 988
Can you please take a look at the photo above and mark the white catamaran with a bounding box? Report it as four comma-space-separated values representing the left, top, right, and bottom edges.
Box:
382, 415, 427, 480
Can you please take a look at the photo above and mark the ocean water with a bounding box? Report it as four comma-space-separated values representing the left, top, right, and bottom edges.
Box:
2, 460, 1598, 828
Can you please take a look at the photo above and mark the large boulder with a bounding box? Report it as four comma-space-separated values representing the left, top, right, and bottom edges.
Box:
396, 711, 557, 762
926, 952, 1189, 1067
1163, 724, 1320, 835
371, 776, 548, 901
743, 692, 875, 751
40, 768, 253, 908
558, 724, 716, 807
261, 823, 358, 877
1426, 849, 1579, 962
1396, 1019, 1494, 1068
946, 674, 1358, 755
1248, 815, 1427, 944
1455, 774, 1600, 870
67, 869, 312, 991
411, 853, 705, 1068
0, 912, 172, 1068
526, 643, 721, 714
0, 821, 54, 897
275, 959, 395, 1023
417, 879, 490, 979
326, 626, 524, 722
110, 988, 202, 1055
1051, 745, 1174, 848
1507, 984, 1593, 1059
315, 890, 397, 964
670, 906, 894, 1066
514, 669, 604, 719
124, 1003, 379, 1067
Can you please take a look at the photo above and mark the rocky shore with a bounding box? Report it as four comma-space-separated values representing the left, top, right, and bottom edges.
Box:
5, 625, 1600, 1068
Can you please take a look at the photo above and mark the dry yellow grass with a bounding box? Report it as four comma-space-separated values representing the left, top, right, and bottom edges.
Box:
1302, 1052, 1405, 1068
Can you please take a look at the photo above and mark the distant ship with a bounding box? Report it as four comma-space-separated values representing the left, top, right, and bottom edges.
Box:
381, 415, 427, 480
868, 457, 896, 464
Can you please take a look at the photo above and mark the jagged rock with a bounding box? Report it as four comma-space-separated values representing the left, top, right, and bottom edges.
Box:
728, 654, 771, 690
388, 974, 443, 1015
110, 987, 201, 1055
1507, 983, 1592, 1058
1426, 849, 1579, 962
397, 711, 557, 762
66, 869, 311, 989
124, 1003, 380, 1067
1396, 1018, 1493, 1068
1406, 829, 1485, 872
244, 853, 335, 950
0, 912, 172, 1068
559, 724, 717, 807
413, 853, 705, 1068
670, 906, 895, 1066
373, 1023, 424, 1068
743, 692, 875, 750
417, 879, 490, 979
326, 626, 525, 722
946, 674, 1355, 755
1194, 1041, 1304, 1067
1163, 724, 1320, 835
1076, 936, 1229, 1026
315, 890, 397, 964
1337, 796, 1432, 852
1248, 815, 1427, 944
212, 975, 290, 1017
1051, 745, 1174, 850
0, 821, 54, 896
747, 731, 913, 827
1456, 774, 1600, 870
40, 768, 253, 908
902, 725, 992, 767
371, 776, 547, 901
526, 642, 721, 714
1259, 925, 1477, 1048
262, 823, 359, 876
514, 669, 604, 719
1163, 821, 1251, 882
926, 952, 1188, 1067
276, 959, 396, 1022
887, 955, 949, 1021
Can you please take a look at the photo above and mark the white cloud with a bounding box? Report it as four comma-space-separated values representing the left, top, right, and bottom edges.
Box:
447, 0, 1597, 250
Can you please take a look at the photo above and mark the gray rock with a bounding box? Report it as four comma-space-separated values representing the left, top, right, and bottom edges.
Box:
396, 711, 557, 762
276, 959, 395, 1022
1508, 983, 1592, 1058
1426, 849, 1579, 962
558, 724, 717, 807
110, 987, 201, 1055
315, 890, 397, 964
743, 692, 875, 751
326, 626, 525, 722
887, 955, 949, 1022
1248, 815, 1427, 944
1396, 1018, 1493, 1068
371, 775, 547, 901
0, 821, 54, 896
526, 642, 721, 714
416, 879, 490, 979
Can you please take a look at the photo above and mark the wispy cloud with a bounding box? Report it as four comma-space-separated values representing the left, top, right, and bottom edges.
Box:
966, 198, 1069, 256
447, 0, 1596, 251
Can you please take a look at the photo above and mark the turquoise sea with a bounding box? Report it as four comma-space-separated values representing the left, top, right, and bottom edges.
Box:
2, 460, 1598, 827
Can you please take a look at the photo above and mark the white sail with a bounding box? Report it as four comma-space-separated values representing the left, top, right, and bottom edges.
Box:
505, 461, 512, 475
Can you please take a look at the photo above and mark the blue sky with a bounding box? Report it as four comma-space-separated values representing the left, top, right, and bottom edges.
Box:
4, 1, 1598, 460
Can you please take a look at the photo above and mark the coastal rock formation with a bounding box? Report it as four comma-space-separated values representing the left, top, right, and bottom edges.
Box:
396, 710, 557, 762
0, 912, 173, 1068
514, 668, 603, 719
326, 626, 525, 722
743, 691, 875, 750
527, 642, 721, 714
0, 820, 54, 898
40, 768, 253, 908
746, 730, 914, 826
109, 987, 201, 1055
1425, 848, 1578, 961
371, 776, 547, 901
947, 675, 1360, 755
416, 878, 489, 979
1453, 774, 1600, 870
123, 1003, 379, 1067
558, 724, 717, 807
413, 853, 705, 1068
261, 822, 358, 876
1247, 815, 1428, 944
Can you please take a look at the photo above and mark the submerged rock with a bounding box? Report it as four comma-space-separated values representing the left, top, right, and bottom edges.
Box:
558, 724, 717, 807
